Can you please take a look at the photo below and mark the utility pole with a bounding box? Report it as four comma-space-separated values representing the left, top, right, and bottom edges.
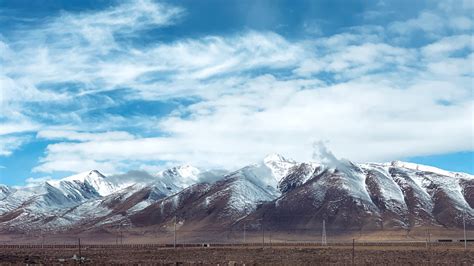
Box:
463, 210, 467, 251
174, 216, 177, 249
78, 237, 82, 262
428, 229, 431, 250
352, 238, 355, 265
243, 223, 246, 244
425, 229, 428, 249
261, 219, 265, 249
119, 223, 123, 245
269, 232, 272, 248
322, 220, 327, 246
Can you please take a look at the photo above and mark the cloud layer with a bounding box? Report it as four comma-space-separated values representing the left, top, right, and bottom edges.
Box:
0, 0, 472, 177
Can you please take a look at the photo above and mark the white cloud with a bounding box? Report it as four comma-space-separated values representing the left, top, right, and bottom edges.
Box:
390, 11, 444, 35
39, 0, 184, 51
0, 121, 38, 136
37, 130, 135, 142
1, 1, 472, 175
0, 119, 38, 157
422, 35, 472, 58
425, 54, 473, 77
34, 70, 473, 172
389, 6, 473, 38
449, 16, 472, 31
1, 0, 184, 116
31, 21, 474, 173
0, 135, 30, 156
295, 42, 415, 78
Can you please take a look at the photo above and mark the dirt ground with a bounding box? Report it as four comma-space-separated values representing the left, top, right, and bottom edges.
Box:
0, 243, 472, 265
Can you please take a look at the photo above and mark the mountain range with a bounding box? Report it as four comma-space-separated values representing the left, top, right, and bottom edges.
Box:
0, 154, 472, 236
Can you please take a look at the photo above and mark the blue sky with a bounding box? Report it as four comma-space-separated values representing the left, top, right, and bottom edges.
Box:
0, 0, 473, 186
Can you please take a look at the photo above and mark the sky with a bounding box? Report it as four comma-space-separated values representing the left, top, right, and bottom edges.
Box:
0, 0, 473, 186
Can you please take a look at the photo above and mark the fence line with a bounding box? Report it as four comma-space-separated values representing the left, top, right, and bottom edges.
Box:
0, 241, 470, 250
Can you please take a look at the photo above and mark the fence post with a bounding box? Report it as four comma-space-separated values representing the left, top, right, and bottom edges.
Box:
78, 238, 82, 262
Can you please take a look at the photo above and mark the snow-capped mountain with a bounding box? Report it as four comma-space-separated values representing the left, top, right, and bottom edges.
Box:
0, 171, 109, 215
128, 155, 298, 230
242, 159, 473, 231
0, 170, 119, 231
109, 156, 296, 230
0, 165, 224, 232
0, 155, 472, 234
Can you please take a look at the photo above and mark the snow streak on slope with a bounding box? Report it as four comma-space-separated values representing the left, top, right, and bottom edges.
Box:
392, 162, 473, 215
210, 176, 277, 218
278, 162, 321, 194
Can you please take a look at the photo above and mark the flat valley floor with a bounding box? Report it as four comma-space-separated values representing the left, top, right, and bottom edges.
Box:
0, 243, 472, 265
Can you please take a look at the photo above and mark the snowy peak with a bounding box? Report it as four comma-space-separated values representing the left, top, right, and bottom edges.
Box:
62, 170, 105, 182
49, 170, 117, 196
263, 153, 294, 164
62, 170, 105, 181
262, 153, 298, 183
164, 165, 200, 179
157, 165, 201, 190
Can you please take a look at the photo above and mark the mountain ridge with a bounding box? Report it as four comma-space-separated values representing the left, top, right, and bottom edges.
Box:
0, 155, 472, 234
